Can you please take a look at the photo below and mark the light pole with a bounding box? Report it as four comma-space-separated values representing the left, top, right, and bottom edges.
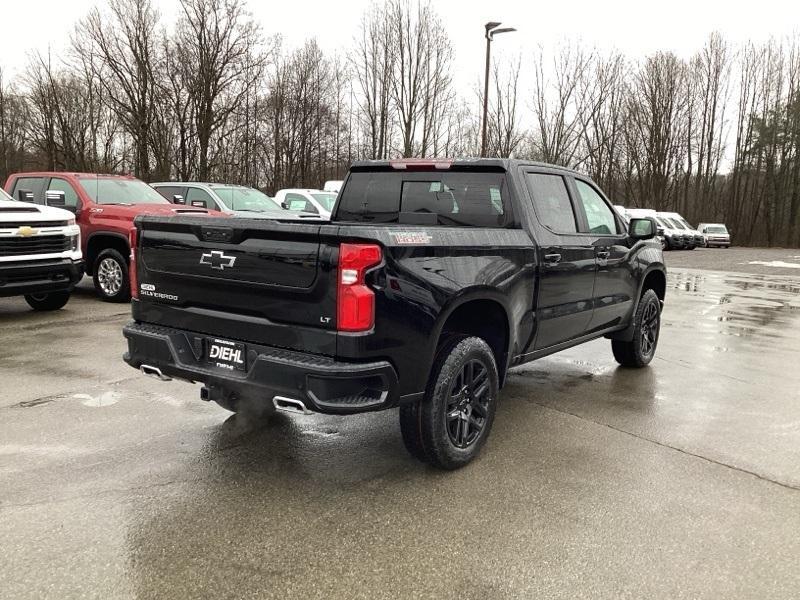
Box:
481, 22, 516, 158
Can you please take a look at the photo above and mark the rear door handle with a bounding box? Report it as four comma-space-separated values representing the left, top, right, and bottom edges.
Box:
544, 253, 562, 265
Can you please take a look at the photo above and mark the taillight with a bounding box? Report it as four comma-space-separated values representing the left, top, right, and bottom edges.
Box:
129, 227, 138, 299
337, 243, 382, 332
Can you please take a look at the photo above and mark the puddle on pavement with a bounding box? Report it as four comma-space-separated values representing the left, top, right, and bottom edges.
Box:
668, 270, 800, 341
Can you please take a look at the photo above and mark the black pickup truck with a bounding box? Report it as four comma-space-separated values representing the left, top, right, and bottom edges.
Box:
123, 159, 665, 469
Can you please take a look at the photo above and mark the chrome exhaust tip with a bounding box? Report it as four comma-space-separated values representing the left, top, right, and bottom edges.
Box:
140, 364, 172, 382
273, 396, 313, 415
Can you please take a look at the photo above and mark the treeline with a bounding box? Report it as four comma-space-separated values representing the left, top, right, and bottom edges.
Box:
0, 0, 798, 246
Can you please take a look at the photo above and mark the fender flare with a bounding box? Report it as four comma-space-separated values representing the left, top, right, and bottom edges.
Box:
85, 231, 130, 273
607, 264, 666, 342
425, 287, 515, 383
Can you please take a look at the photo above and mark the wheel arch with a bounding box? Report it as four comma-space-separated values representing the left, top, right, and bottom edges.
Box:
430, 290, 513, 387
85, 232, 130, 275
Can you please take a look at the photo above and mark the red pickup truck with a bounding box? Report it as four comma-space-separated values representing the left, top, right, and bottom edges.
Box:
4, 172, 218, 301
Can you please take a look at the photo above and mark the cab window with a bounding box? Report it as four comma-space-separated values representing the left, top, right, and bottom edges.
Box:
12, 177, 46, 204
525, 173, 577, 233
574, 179, 619, 235
185, 187, 215, 209
47, 177, 80, 210
285, 193, 317, 213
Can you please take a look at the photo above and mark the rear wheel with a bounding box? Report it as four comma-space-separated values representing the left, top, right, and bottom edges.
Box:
399, 335, 499, 470
24, 291, 71, 311
93, 248, 130, 302
612, 288, 661, 368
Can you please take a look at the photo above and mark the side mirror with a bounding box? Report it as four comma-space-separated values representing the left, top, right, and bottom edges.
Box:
629, 217, 656, 240
18, 190, 34, 203
45, 190, 67, 208
172, 194, 185, 205
281, 201, 289, 210
656, 226, 665, 236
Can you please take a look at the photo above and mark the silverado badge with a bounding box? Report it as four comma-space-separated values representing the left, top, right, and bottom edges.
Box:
200, 250, 236, 270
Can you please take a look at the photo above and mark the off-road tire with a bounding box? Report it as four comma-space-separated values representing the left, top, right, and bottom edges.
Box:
612, 288, 661, 368
24, 291, 71, 311
93, 248, 130, 302
399, 335, 499, 470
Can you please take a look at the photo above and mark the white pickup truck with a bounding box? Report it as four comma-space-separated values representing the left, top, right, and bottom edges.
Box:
0, 188, 83, 310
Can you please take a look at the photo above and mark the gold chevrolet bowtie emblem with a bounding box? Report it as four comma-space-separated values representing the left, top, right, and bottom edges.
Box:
17, 226, 38, 237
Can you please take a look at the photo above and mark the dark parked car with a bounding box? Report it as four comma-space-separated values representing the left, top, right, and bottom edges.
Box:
123, 159, 666, 469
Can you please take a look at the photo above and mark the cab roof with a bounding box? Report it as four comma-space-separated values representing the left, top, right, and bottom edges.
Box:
349, 158, 583, 176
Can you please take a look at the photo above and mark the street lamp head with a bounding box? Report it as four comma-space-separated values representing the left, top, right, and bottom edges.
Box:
485, 21, 501, 32
492, 27, 516, 36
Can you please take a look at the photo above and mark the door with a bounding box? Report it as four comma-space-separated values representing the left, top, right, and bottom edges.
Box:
571, 177, 636, 332
524, 171, 597, 350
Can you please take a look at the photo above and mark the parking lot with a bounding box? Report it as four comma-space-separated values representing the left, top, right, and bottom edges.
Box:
1, 247, 799, 599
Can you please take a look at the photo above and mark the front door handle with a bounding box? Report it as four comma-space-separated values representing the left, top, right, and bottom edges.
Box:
544, 253, 562, 265
596, 250, 610, 259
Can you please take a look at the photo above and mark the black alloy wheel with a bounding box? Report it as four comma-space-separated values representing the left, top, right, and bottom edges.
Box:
445, 359, 491, 449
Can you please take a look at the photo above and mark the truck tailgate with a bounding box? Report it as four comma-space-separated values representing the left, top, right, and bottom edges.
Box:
133, 215, 338, 353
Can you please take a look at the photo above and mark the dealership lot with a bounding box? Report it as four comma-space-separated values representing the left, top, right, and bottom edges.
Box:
1, 248, 799, 599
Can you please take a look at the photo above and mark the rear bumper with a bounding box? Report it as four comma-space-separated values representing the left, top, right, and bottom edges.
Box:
122, 321, 399, 415
0, 258, 83, 298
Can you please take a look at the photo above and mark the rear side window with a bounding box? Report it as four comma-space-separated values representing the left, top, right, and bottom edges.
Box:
525, 173, 577, 233
12, 177, 46, 204
337, 171, 510, 227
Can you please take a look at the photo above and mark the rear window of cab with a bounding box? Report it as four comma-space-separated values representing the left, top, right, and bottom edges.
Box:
336, 171, 513, 227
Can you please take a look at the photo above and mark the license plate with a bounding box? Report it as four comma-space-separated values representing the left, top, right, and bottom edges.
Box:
206, 338, 246, 371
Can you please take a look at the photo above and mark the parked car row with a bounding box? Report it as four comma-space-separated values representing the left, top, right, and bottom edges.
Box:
617, 206, 730, 250
1, 171, 338, 309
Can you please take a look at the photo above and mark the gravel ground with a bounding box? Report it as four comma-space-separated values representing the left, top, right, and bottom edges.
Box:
665, 246, 800, 276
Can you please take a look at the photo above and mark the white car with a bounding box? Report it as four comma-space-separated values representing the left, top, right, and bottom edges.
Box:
275, 189, 338, 219
0, 188, 83, 310
323, 180, 343, 193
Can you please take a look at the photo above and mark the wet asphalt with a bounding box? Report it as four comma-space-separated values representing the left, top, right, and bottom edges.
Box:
1, 248, 799, 599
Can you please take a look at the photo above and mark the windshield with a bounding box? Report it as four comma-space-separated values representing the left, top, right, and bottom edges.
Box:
656, 218, 671, 229
310, 192, 337, 212
668, 218, 687, 230
212, 186, 283, 212
706, 225, 728, 234
78, 178, 169, 205
679, 218, 694, 230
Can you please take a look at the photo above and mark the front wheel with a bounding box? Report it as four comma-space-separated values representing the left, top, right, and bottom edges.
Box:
24, 291, 71, 311
399, 336, 499, 470
93, 248, 130, 302
612, 288, 661, 368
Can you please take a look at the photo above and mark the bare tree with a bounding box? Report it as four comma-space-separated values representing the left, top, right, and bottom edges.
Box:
74, 0, 161, 179
531, 42, 595, 166
387, 0, 453, 157
175, 0, 267, 180
485, 57, 524, 158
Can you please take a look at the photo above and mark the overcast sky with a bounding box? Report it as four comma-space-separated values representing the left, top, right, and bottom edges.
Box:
1, 0, 797, 89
